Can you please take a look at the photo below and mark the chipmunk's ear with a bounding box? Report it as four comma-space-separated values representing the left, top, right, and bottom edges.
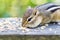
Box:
27, 6, 33, 9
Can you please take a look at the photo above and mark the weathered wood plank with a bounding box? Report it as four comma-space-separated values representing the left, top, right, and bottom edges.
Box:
0, 18, 60, 35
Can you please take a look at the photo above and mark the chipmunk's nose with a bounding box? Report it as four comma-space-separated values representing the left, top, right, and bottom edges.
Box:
22, 21, 28, 27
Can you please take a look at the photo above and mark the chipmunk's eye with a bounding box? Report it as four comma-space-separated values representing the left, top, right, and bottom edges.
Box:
34, 11, 37, 15
28, 17, 32, 21
35, 12, 36, 15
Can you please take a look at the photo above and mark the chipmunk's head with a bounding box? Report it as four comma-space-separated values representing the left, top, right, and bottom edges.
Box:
22, 7, 43, 28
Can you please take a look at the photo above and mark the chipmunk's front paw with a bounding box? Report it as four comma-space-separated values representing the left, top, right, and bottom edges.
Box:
20, 27, 30, 32
40, 24, 49, 29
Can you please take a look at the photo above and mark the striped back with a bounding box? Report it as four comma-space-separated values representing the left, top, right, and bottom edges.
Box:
36, 3, 60, 13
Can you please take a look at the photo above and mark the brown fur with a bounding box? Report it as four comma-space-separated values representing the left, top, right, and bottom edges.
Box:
40, 9, 60, 25
52, 9, 60, 22
22, 8, 33, 27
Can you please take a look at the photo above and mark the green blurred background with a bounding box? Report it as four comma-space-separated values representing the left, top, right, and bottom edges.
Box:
0, 0, 60, 18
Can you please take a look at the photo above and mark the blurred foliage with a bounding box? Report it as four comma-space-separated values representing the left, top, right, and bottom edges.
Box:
0, 0, 59, 17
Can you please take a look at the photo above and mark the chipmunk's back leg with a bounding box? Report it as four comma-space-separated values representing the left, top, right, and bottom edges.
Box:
52, 9, 60, 22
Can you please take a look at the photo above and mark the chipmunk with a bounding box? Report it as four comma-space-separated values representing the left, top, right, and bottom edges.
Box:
22, 3, 60, 29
